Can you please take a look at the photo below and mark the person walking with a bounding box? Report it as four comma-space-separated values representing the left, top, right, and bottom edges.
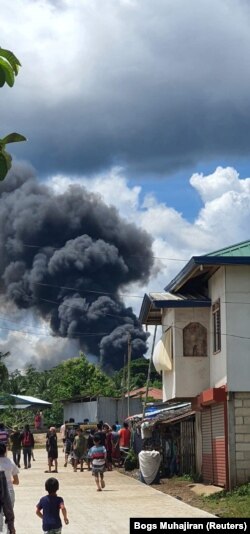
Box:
9, 425, 22, 467
0, 422, 9, 448
72, 427, 87, 472
0, 471, 15, 534
104, 425, 113, 471
60, 421, 68, 453
20, 424, 34, 469
36, 477, 69, 533
111, 424, 121, 465
0, 443, 19, 531
88, 434, 107, 491
86, 428, 95, 471
45, 427, 58, 473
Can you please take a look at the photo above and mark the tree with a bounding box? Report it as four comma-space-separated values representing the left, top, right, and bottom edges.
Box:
114, 357, 162, 391
0, 350, 10, 385
0, 47, 26, 180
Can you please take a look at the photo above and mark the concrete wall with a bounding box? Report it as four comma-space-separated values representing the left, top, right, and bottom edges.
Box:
162, 307, 210, 401
225, 265, 250, 391
233, 392, 250, 485
208, 267, 227, 388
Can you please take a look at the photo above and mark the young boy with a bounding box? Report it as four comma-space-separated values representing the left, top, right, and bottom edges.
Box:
36, 477, 69, 533
88, 435, 107, 491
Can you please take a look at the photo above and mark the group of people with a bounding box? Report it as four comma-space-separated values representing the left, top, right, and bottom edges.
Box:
60, 420, 131, 473
0, 418, 132, 533
0, 422, 37, 534
0, 422, 35, 470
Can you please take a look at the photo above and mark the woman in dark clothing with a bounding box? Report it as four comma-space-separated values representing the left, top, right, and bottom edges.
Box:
9, 426, 22, 468
45, 427, 58, 473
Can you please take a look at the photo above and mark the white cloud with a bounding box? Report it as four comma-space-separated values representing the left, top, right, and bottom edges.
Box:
49, 167, 141, 218
190, 166, 250, 203
49, 164, 250, 304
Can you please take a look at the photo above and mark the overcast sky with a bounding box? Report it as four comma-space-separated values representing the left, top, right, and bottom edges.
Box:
1, 0, 250, 370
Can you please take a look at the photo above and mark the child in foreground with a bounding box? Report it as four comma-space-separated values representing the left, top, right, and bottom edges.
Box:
36, 477, 69, 533
88, 434, 107, 491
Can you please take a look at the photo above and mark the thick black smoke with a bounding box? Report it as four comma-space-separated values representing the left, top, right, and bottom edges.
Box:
0, 164, 153, 370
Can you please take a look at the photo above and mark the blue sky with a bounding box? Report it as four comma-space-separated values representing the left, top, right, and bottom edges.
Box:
1, 0, 250, 370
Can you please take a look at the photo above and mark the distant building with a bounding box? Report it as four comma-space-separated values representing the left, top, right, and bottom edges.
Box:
125, 387, 162, 401
61, 395, 143, 425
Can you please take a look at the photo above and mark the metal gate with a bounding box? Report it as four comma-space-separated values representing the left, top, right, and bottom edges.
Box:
180, 419, 196, 475
211, 403, 226, 486
201, 408, 213, 482
202, 403, 226, 487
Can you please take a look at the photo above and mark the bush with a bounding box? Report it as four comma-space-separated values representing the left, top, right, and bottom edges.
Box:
124, 449, 138, 471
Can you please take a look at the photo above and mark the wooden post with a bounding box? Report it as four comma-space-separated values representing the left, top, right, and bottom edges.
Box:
127, 333, 132, 417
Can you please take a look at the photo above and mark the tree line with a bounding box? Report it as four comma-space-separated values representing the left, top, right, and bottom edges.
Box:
0, 352, 161, 427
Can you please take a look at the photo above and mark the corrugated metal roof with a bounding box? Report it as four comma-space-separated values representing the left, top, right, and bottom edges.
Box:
0, 394, 52, 410
11, 395, 52, 405
149, 292, 210, 304
206, 239, 250, 257
125, 388, 162, 400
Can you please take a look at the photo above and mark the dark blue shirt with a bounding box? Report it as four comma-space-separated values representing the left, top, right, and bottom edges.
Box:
37, 495, 63, 531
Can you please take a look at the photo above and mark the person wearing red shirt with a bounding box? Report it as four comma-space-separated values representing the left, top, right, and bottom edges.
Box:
119, 422, 131, 449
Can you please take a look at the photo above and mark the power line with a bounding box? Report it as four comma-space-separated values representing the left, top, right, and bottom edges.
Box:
32, 281, 144, 299
162, 322, 250, 342
21, 243, 189, 262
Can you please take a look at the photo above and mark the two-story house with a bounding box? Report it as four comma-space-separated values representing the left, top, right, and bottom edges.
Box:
139, 240, 250, 489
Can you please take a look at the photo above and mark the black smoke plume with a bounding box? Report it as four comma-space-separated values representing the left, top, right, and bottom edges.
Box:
0, 164, 154, 370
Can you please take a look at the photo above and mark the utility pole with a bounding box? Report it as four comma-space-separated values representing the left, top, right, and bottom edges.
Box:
143, 324, 157, 418
127, 332, 132, 418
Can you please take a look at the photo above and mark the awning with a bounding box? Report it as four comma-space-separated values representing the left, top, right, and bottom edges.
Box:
158, 410, 195, 425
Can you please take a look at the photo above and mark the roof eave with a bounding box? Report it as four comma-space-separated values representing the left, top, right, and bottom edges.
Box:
165, 255, 250, 293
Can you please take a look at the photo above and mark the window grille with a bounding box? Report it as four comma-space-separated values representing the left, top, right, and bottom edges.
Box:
212, 299, 221, 353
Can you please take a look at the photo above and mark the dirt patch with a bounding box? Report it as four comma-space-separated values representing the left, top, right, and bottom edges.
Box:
33, 432, 63, 448
120, 469, 222, 516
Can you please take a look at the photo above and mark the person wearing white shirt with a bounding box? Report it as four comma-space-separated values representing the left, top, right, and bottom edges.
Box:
0, 442, 19, 531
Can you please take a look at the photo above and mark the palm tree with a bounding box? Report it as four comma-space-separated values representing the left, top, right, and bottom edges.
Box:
0, 351, 10, 387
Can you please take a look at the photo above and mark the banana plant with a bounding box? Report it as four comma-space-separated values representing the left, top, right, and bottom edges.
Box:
0, 47, 26, 180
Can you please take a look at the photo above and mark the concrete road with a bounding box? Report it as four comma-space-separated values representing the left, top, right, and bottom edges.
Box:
12, 448, 214, 534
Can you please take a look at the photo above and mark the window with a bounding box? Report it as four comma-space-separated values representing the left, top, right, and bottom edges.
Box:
212, 299, 221, 353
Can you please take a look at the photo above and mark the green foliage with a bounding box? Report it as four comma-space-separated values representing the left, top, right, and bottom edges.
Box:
0, 48, 21, 85
0, 47, 26, 180
124, 449, 138, 471
206, 483, 250, 501
0, 351, 10, 386
2, 353, 119, 426
200, 482, 250, 518
114, 357, 162, 392
0, 406, 32, 429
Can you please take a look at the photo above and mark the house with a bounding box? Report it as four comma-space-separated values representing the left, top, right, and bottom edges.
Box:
125, 387, 163, 401
0, 394, 52, 410
139, 240, 250, 489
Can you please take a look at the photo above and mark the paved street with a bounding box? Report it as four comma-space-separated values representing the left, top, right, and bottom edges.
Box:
12, 448, 214, 534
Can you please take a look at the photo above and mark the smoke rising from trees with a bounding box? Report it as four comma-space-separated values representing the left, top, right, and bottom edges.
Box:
0, 164, 154, 370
